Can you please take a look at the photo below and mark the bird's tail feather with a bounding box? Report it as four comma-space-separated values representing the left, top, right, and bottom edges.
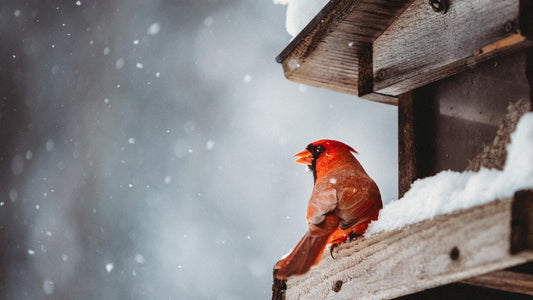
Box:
274, 214, 338, 279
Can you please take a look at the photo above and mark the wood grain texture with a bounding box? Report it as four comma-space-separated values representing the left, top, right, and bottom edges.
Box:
461, 270, 533, 295
398, 92, 416, 198
283, 193, 533, 299
373, 0, 524, 96
359, 92, 398, 105
277, 0, 414, 98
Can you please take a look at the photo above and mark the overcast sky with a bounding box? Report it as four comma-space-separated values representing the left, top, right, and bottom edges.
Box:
0, 1, 396, 299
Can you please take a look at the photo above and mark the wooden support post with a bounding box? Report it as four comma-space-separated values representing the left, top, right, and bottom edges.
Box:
398, 92, 416, 198
398, 91, 437, 197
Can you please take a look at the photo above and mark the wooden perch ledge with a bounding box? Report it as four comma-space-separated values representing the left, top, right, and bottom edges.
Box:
272, 190, 533, 299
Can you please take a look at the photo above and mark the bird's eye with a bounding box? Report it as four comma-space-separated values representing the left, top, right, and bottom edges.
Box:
307, 144, 326, 157
315, 145, 325, 154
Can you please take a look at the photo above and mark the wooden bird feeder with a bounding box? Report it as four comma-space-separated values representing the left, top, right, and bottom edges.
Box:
273, 0, 533, 298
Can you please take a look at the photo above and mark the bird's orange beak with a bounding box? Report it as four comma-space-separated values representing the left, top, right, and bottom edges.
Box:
293, 149, 313, 165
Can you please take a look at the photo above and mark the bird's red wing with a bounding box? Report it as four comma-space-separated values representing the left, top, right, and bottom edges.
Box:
305, 182, 337, 225
328, 178, 382, 243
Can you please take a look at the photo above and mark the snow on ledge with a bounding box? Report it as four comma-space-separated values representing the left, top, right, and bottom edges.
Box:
274, 0, 329, 37
366, 112, 533, 236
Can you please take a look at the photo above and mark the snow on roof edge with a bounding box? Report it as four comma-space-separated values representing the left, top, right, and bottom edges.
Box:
274, 0, 330, 37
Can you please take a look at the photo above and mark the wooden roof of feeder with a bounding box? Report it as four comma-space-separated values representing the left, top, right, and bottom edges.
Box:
276, 0, 533, 105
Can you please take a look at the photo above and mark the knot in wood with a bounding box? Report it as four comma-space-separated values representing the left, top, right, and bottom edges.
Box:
450, 246, 460, 260
428, 0, 448, 14
333, 280, 343, 292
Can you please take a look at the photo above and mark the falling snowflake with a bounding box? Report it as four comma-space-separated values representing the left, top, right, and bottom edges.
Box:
206, 140, 215, 150
105, 263, 114, 272
147, 23, 160, 35
46, 139, 55, 152
115, 58, 125, 69
134, 254, 146, 264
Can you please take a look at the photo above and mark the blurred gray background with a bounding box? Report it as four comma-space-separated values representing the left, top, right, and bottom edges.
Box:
0, 0, 397, 299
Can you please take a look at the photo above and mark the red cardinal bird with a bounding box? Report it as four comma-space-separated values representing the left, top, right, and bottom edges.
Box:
274, 139, 382, 280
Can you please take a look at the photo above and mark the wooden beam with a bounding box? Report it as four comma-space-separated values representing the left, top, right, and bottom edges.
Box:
274, 191, 533, 299
373, 0, 532, 96
359, 93, 398, 106
461, 270, 533, 296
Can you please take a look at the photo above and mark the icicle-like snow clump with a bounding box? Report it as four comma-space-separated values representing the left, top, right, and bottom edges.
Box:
366, 112, 533, 236
274, 0, 329, 37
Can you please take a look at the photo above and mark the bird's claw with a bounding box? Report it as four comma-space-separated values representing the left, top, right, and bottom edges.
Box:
330, 243, 339, 259
330, 233, 363, 259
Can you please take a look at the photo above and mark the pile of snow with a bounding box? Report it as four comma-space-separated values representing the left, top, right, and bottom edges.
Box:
366, 112, 533, 236
274, 0, 329, 37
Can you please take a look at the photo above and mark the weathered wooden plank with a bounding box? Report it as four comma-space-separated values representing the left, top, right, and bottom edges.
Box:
461, 270, 533, 295
373, 0, 529, 96
276, 0, 414, 98
359, 92, 398, 105
375, 39, 532, 97
280, 192, 533, 299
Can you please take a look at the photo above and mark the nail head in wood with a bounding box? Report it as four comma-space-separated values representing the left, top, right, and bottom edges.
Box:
450, 246, 460, 260
504, 21, 515, 33
428, 0, 448, 14
333, 280, 343, 292
377, 69, 386, 81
